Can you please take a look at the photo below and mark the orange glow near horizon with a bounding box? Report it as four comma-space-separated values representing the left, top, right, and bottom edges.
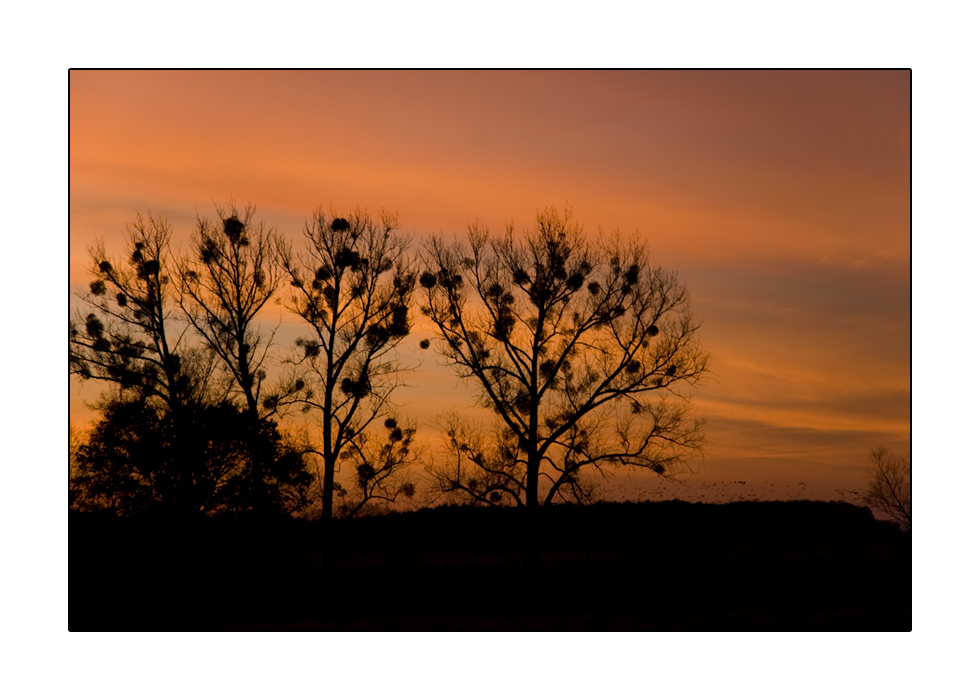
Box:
69, 69, 911, 504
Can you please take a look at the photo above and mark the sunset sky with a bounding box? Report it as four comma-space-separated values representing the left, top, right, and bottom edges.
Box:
69, 69, 911, 503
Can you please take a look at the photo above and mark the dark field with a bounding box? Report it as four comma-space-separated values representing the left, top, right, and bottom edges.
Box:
70, 500, 911, 631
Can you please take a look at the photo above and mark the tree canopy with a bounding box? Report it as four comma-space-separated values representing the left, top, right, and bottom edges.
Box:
419, 207, 709, 508
71, 395, 312, 516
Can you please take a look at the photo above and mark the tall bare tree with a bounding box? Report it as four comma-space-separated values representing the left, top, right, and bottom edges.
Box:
419, 207, 709, 510
177, 203, 303, 509
864, 448, 911, 532
278, 207, 417, 521
177, 202, 285, 423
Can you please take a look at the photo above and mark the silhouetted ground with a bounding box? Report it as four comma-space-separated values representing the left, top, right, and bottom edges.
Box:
70, 500, 911, 631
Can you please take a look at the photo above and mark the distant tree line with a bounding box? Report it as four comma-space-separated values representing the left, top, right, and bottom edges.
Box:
70, 202, 709, 524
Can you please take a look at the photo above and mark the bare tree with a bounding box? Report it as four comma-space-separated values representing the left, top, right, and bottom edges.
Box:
419, 206, 709, 510
177, 202, 304, 509
177, 202, 286, 422
864, 448, 911, 532
278, 207, 417, 521
70, 213, 189, 412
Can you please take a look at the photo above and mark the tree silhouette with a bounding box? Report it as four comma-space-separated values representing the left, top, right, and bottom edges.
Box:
419, 207, 709, 510
178, 202, 285, 421
69, 213, 206, 513
278, 207, 418, 520
70, 210, 313, 516
864, 448, 911, 532
70, 213, 189, 412
71, 395, 312, 516
177, 202, 301, 509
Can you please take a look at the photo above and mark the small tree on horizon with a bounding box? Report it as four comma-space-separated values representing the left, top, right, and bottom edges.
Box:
863, 447, 911, 532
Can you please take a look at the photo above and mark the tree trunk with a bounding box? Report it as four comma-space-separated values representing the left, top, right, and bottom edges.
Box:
321, 423, 335, 521
165, 372, 195, 517
238, 345, 266, 512
523, 450, 541, 579
526, 451, 539, 509
321, 459, 335, 521
247, 416, 266, 512
320, 416, 337, 578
